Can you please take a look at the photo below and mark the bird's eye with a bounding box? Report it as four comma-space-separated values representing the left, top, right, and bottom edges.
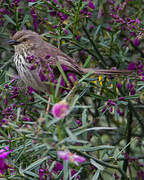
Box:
22, 38, 27, 42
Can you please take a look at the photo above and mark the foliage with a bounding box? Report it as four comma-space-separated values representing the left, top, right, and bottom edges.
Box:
0, 0, 144, 179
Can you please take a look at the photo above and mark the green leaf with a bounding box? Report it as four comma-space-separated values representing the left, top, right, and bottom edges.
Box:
90, 94, 109, 100
20, 15, 30, 29
83, 55, 92, 68
0, 33, 9, 38
63, 160, 69, 180
33, 92, 52, 104
79, 71, 94, 83
73, 127, 117, 136
56, 61, 69, 86
23, 171, 39, 178
90, 159, 104, 170
46, 118, 61, 128
3, 15, 16, 26
82, 109, 87, 126
23, 156, 48, 172
92, 169, 101, 180
28, 1, 44, 6
55, 75, 62, 98
69, 145, 114, 152
70, 168, 82, 180
43, 33, 73, 39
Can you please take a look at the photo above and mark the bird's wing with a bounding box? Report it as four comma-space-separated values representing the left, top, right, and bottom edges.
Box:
33, 40, 132, 75
33, 41, 81, 74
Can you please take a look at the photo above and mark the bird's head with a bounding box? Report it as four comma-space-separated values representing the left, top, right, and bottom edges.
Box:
8, 30, 43, 50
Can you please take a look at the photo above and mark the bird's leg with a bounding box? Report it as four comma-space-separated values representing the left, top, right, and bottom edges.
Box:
46, 96, 51, 115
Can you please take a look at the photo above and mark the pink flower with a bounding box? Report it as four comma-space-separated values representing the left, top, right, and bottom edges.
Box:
52, 100, 69, 119
0, 146, 12, 159
0, 146, 13, 175
57, 150, 86, 164
72, 154, 86, 163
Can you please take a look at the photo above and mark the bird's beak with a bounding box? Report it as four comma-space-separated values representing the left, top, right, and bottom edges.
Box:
8, 39, 20, 45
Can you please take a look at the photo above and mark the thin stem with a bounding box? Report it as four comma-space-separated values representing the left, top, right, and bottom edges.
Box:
121, 103, 133, 180
82, 25, 106, 67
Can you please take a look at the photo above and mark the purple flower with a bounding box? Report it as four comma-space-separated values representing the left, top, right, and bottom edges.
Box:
128, 62, 137, 70
89, 25, 94, 30
50, 11, 56, 17
71, 169, 80, 179
114, 172, 119, 179
106, 26, 111, 31
133, 38, 140, 46
12, 104, 16, 108
116, 108, 123, 116
52, 100, 69, 119
63, 29, 69, 35
107, 99, 116, 106
4, 84, 9, 89
11, 0, 20, 7
60, 78, 65, 87
88, 1, 95, 9
62, 65, 68, 71
76, 35, 81, 41
57, 150, 86, 164
68, 73, 77, 83
30, 9, 37, 19
27, 86, 37, 95
27, 0, 35, 2
23, 116, 32, 121
53, 162, 63, 173
116, 83, 122, 89
45, 54, 51, 59
59, 12, 68, 21
33, 20, 38, 31
3, 98, 8, 105
53, 0, 57, 3
52, 25, 57, 28
29, 64, 36, 70
26, 55, 34, 63
39, 70, 48, 81
135, 18, 140, 24
119, 97, 125, 100
76, 120, 82, 126
39, 167, 51, 180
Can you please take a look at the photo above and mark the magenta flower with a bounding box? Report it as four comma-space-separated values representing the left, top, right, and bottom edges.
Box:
52, 100, 69, 119
133, 38, 140, 46
29, 64, 36, 70
88, 1, 95, 9
128, 62, 137, 70
0, 146, 13, 175
53, 162, 63, 173
106, 26, 111, 31
39, 70, 48, 81
57, 150, 86, 165
0, 146, 12, 158
67, 73, 77, 83
45, 54, 51, 59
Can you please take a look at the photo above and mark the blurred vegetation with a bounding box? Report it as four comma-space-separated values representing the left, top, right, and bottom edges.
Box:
0, 0, 144, 179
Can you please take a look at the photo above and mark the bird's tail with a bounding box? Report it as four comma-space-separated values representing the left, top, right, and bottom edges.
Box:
80, 68, 132, 75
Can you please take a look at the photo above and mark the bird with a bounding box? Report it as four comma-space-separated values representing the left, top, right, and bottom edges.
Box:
8, 30, 132, 93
